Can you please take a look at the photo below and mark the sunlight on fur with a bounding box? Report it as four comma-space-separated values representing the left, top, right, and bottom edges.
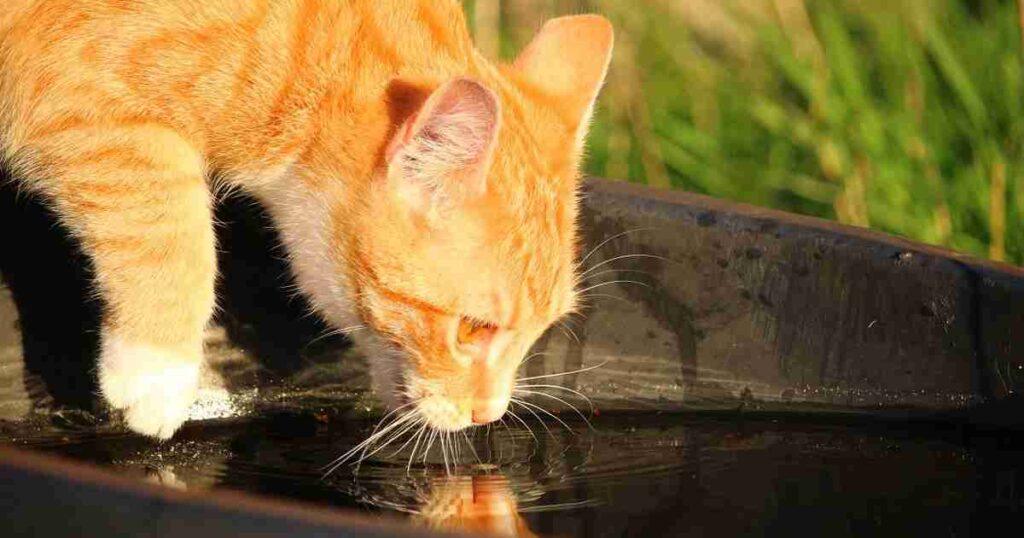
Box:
0, 1, 613, 452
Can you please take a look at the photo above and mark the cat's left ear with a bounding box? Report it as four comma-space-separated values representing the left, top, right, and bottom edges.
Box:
513, 15, 614, 148
386, 78, 500, 213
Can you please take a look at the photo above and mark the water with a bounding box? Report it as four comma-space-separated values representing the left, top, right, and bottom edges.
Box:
15, 410, 1024, 536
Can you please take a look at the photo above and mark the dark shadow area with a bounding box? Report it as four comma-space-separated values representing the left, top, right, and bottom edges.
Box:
213, 193, 349, 379
0, 167, 346, 412
0, 174, 102, 412
18, 410, 1024, 537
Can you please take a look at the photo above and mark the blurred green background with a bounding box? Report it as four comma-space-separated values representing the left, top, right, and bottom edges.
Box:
463, 0, 1024, 266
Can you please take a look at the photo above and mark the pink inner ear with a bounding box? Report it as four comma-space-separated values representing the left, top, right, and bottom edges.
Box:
387, 78, 501, 200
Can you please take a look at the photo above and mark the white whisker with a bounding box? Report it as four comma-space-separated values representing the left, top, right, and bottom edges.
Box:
462, 430, 482, 464
304, 324, 365, 348
579, 268, 653, 283
509, 398, 553, 438
356, 414, 423, 470
440, 432, 451, 475
556, 321, 581, 344
514, 389, 594, 431
576, 279, 650, 295
579, 253, 668, 279
512, 398, 575, 433
321, 406, 418, 477
578, 293, 632, 306
352, 401, 418, 464
406, 424, 428, 472
515, 384, 595, 414
520, 352, 548, 366
387, 416, 428, 458
353, 411, 421, 472
517, 361, 608, 382
504, 407, 538, 443
321, 402, 415, 469
498, 416, 513, 438
576, 227, 656, 270
422, 429, 438, 464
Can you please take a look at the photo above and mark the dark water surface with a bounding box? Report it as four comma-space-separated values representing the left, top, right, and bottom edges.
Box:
16, 411, 1024, 536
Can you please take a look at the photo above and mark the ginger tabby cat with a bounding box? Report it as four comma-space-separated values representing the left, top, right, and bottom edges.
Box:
0, 1, 612, 439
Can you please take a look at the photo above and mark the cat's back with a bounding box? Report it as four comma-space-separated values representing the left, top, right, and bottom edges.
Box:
0, 0, 32, 36
0, 0, 346, 150
1, 0, 475, 102
1, 0, 473, 65
1, 0, 286, 58
0, 0, 479, 168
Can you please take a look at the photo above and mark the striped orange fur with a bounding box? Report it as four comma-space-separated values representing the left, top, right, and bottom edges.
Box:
0, 0, 613, 439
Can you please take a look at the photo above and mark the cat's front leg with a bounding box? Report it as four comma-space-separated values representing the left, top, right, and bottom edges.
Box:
34, 126, 216, 439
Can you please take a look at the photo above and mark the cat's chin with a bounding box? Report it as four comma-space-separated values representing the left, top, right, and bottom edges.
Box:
414, 393, 473, 432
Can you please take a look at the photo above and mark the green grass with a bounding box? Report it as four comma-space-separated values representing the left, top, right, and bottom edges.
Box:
464, 0, 1024, 266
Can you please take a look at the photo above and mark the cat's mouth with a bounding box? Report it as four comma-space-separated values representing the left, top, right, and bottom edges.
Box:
362, 327, 512, 432
417, 395, 473, 432
400, 377, 475, 433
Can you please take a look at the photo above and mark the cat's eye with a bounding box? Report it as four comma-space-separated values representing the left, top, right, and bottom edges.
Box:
457, 317, 497, 347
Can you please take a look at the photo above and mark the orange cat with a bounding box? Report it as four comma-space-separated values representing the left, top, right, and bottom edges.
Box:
0, 1, 612, 439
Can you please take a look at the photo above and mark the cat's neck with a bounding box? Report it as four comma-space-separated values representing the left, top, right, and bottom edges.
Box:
235, 0, 501, 328
256, 168, 355, 329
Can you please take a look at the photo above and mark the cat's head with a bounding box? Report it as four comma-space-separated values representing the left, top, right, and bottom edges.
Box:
348, 16, 613, 432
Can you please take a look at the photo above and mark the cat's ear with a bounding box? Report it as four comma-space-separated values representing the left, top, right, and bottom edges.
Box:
513, 15, 613, 146
386, 78, 500, 212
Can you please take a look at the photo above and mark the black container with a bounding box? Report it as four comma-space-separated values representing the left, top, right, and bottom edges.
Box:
2, 179, 1023, 536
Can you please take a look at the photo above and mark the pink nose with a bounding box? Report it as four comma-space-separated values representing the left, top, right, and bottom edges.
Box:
471, 400, 508, 424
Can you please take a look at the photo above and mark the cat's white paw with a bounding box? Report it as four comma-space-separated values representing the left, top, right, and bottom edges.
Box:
99, 337, 201, 440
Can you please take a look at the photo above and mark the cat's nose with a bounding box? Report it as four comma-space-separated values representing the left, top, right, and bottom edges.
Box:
471, 398, 508, 424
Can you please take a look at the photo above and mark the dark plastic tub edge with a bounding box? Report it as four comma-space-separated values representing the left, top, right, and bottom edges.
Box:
0, 445, 470, 538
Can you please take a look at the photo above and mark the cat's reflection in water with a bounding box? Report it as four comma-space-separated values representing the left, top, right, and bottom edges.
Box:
413, 474, 536, 537
137, 458, 538, 537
